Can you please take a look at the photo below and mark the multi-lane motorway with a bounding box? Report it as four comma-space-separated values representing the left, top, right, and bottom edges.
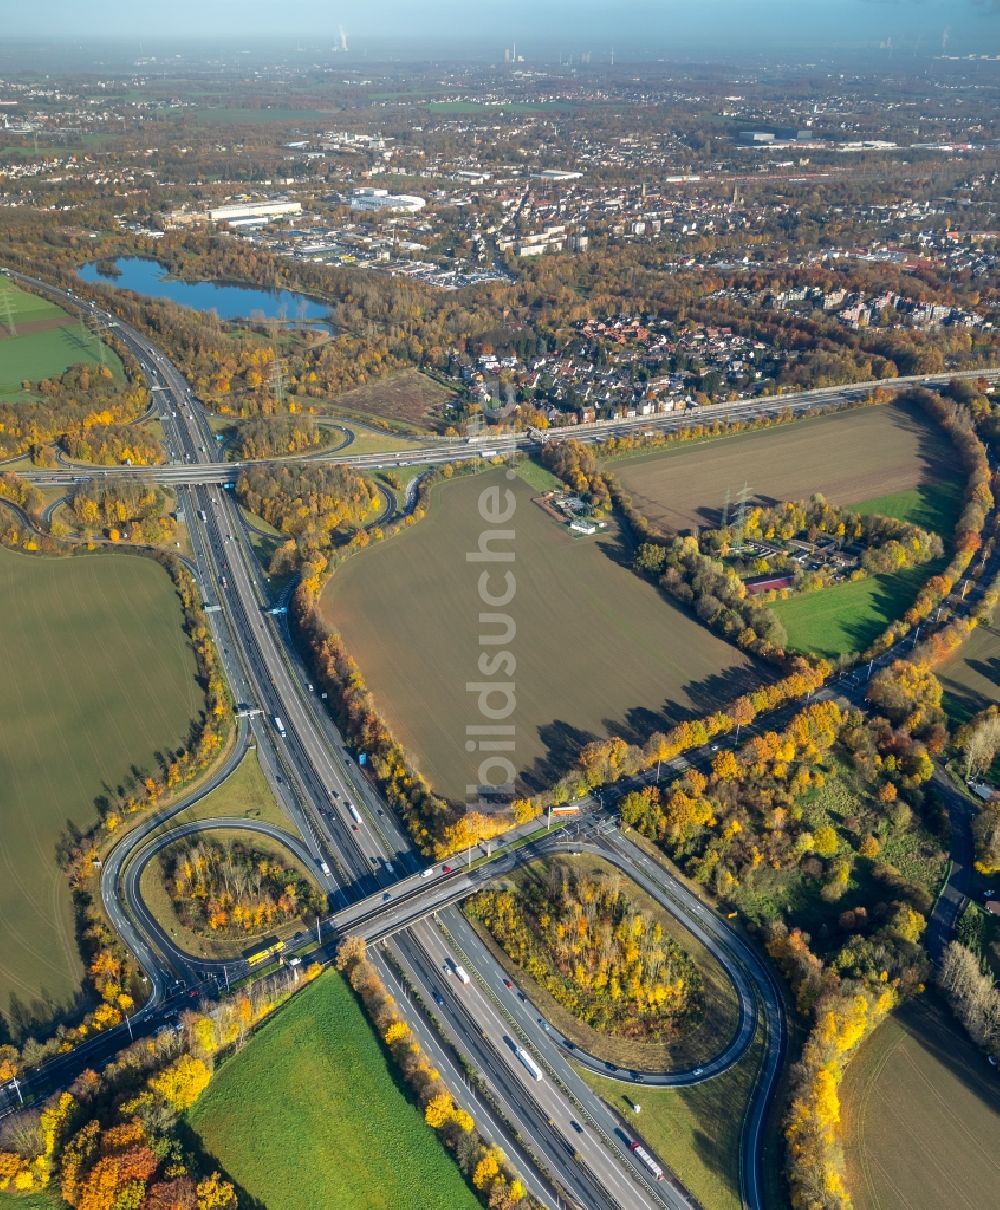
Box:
3, 269, 996, 1209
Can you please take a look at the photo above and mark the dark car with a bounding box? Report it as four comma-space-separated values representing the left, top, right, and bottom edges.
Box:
503, 978, 513, 990
570, 1120, 584, 1134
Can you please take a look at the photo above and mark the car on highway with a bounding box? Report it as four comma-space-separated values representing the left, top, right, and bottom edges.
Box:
692, 1066, 704, 1076
503, 978, 513, 990
432, 990, 445, 1007
570, 1120, 584, 1134
442, 864, 453, 874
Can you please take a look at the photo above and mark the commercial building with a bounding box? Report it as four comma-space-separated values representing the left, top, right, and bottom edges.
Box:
208, 200, 302, 224
348, 188, 426, 213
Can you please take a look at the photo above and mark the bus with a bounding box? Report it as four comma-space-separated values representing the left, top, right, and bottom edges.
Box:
247, 940, 285, 968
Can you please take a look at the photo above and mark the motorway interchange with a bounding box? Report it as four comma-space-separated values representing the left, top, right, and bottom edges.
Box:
3, 272, 997, 1208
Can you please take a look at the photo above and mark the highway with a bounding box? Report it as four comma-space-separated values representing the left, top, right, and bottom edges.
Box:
5, 268, 996, 1208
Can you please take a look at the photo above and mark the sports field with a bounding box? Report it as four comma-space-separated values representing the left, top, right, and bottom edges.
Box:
0, 547, 201, 1031
938, 619, 1000, 725
614, 404, 957, 533
322, 470, 760, 800
0, 280, 123, 399
187, 970, 480, 1210
842, 993, 1000, 1210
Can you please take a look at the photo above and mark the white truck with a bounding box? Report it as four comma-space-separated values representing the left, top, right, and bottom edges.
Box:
273, 716, 287, 738
515, 1047, 543, 1082
452, 963, 471, 985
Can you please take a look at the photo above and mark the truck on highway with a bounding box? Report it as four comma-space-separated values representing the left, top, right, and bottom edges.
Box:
452, 963, 471, 985
515, 1046, 543, 1082
347, 802, 361, 825
273, 716, 287, 738
629, 1142, 664, 1181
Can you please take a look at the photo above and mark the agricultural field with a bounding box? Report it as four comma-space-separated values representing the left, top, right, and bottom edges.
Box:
842, 993, 1000, 1210
322, 469, 761, 800
324, 368, 457, 430
580, 1024, 768, 1210
187, 970, 481, 1210
0, 281, 123, 399
468, 853, 741, 1071
614, 404, 957, 533
769, 565, 934, 660
0, 547, 201, 1032
937, 618, 1000, 724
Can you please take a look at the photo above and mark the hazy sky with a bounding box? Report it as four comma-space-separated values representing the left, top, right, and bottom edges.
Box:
3, 0, 999, 53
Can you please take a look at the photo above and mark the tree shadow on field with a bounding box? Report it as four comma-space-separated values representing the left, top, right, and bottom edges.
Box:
965, 654, 1000, 693
595, 528, 637, 571
520, 720, 599, 793
682, 665, 765, 715
889, 991, 1000, 1122
173, 1119, 266, 1210
0, 985, 91, 1047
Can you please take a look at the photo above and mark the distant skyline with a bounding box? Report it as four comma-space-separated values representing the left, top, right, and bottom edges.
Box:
3, 1, 1000, 56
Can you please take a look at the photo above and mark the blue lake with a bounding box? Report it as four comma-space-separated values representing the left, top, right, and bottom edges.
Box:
78, 256, 334, 331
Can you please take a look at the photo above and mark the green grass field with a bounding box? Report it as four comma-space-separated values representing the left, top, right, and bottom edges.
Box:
938, 619, 1000, 725
769, 565, 935, 660
322, 470, 761, 800
0, 547, 201, 1030
0, 1192, 65, 1209
0, 281, 124, 399
580, 1023, 767, 1210
514, 456, 564, 494
614, 404, 957, 533
853, 481, 963, 536
187, 970, 480, 1210
842, 993, 1000, 1210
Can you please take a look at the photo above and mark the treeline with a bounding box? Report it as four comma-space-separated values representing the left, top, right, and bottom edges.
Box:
0, 361, 160, 465
616, 688, 944, 1206
939, 941, 1000, 1063
467, 865, 702, 1042
635, 536, 791, 661
164, 839, 324, 937
69, 479, 175, 545
236, 461, 381, 591
336, 939, 535, 1210
0, 962, 322, 1206
62, 423, 162, 468
0, 471, 41, 517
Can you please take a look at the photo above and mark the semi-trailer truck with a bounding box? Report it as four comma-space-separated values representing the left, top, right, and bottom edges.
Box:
515, 1047, 543, 1082
629, 1142, 665, 1181
273, 716, 287, 738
